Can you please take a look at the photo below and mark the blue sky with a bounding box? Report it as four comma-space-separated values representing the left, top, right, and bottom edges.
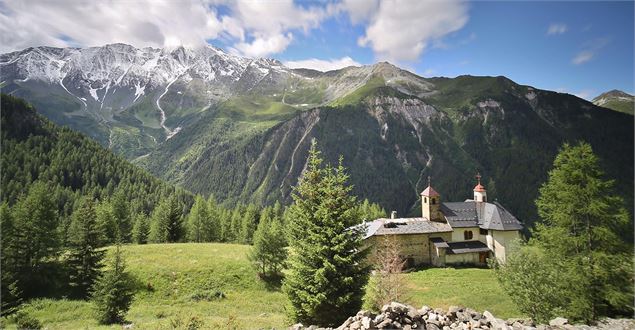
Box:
1, 0, 633, 99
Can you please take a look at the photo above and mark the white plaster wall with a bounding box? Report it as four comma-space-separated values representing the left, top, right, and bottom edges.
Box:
451, 227, 480, 242
446, 252, 480, 264
491, 230, 520, 263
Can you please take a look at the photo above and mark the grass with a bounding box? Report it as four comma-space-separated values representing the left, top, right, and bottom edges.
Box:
402, 267, 522, 319
2, 243, 522, 329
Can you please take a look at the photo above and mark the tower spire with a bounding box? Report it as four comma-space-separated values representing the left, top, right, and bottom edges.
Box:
473, 171, 487, 202
427, 175, 431, 187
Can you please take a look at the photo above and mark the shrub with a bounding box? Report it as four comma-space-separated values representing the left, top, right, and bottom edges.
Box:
14, 310, 42, 330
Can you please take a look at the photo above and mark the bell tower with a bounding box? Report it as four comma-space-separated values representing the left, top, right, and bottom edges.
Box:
421, 176, 442, 222
473, 172, 487, 202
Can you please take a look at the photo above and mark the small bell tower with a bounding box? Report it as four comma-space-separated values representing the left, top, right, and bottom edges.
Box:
473, 172, 487, 202
421, 176, 442, 222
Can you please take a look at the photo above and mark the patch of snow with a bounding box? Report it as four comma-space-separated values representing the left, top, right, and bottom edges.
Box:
166, 126, 182, 139
133, 82, 145, 102
525, 92, 536, 101
89, 87, 99, 101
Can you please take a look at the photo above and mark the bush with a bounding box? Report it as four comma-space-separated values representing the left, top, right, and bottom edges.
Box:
189, 290, 226, 301
14, 310, 42, 330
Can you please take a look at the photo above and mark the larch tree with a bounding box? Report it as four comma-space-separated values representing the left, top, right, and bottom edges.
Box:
283, 140, 370, 327
67, 198, 105, 298
532, 142, 632, 321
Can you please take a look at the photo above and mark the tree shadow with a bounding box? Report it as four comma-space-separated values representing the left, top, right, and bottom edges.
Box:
259, 273, 284, 291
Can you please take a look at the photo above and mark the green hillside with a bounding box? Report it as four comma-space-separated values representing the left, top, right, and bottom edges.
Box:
1, 243, 521, 329
139, 76, 634, 236
0, 94, 193, 220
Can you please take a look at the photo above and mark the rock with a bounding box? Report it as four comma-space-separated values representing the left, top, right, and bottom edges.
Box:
429, 313, 438, 322
549, 318, 568, 327
511, 321, 523, 330
291, 323, 304, 330
361, 316, 372, 329
408, 309, 422, 321
404, 325, 412, 330
427, 323, 441, 330
484, 311, 509, 330
349, 320, 362, 330
377, 319, 392, 329
374, 314, 385, 324
390, 302, 409, 314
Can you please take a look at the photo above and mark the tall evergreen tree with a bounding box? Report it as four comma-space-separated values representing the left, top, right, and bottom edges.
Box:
132, 212, 150, 244
205, 195, 221, 242
149, 196, 183, 243
533, 142, 632, 321
111, 189, 132, 242
0, 202, 23, 315
96, 201, 117, 244
283, 140, 370, 326
240, 204, 259, 244
67, 198, 105, 298
186, 195, 208, 242
249, 210, 287, 277
91, 244, 135, 324
4, 182, 59, 298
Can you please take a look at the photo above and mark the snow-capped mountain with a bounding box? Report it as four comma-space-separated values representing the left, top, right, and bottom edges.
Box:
0, 43, 435, 156
592, 90, 634, 115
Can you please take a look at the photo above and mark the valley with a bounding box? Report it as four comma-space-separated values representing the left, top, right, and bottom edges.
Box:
2, 44, 633, 230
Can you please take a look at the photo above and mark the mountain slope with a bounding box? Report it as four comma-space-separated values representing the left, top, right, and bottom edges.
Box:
0, 94, 193, 218
139, 77, 634, 232
2, 44, 633, 234
592, 90, 634, 115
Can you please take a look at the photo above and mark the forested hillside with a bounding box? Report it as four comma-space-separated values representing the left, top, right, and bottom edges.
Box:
0, 94, 194, 223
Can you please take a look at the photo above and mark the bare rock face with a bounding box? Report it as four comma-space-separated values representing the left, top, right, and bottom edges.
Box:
289, 303, 635, 330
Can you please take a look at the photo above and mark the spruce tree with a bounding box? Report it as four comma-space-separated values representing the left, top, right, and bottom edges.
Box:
132, 212, 150, 244
249, 213, 287, 277
533, 142, 632, 321
111, 189, 132, 242
186, 195, 208, 242
91, 244, 135, 324
0, 202, 23, 315
206, 195, 221, 242
240, 204, 259, 244
67, 198, 105, 298
283, 140, 369, 326
149, 196, 183, 243
96, 201, 117, 244
5, 181, 59, 298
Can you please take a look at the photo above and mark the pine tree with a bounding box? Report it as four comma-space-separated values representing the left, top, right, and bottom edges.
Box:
533, 142, 632, 321
5, 181, 59, 298
131, 212, 150, 244
96, 201, 117, 244
92, 244, 135, 324
67, 198, 105, 298
240, 204, 259, 244
186, 196, 208, 242
111, 189, 132, 242
0, 202, 23, 315
249, 212, 287, 277
149, 196, 183, 243
206, 195, 221, 242
283, 140, 370, 326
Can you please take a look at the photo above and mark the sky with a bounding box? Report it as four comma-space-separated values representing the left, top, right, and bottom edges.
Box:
0, 0, 633, 99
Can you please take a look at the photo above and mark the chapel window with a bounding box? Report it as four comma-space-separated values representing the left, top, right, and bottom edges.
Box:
464, 231, 473, 240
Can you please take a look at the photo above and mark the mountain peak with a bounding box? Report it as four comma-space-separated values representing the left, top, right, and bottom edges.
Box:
592, 89, 634, 115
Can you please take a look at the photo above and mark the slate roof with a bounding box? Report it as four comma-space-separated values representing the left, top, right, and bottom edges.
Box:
430, 237, 449, 248
441, 201, 523, 231
363, 218, 452, 238
446, 241, 491, 254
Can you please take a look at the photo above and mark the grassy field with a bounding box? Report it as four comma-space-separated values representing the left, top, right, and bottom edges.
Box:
2, 243, 521, 329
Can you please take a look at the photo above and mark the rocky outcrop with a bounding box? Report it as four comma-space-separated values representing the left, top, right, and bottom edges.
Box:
290, 302, 635, 330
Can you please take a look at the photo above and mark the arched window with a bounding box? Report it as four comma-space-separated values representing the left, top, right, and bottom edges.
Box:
424, 197, 427, 203
464, 231, 473, 240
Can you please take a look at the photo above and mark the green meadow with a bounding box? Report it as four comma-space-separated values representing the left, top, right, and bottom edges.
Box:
2, 243, 521, 329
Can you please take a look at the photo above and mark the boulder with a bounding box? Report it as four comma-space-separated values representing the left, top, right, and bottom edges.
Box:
361, 317, 372, 329
549, 318, 568, 327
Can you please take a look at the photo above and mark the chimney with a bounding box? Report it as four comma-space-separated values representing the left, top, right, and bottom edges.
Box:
391, 211, 397, 219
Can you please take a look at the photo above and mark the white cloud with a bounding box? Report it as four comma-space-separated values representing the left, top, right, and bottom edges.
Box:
0, 0, 226, 52
0, 0, 330, 58
284, 56, 362, 72
571, 37, 610, 65
572, 51, 594, 65
339, 0, 379, 24
547, 23, 567, 35
232, 33, 294, 58
355, 0, 469, 62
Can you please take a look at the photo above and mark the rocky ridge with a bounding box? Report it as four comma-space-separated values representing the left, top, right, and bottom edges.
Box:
290, 302, 635, 330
